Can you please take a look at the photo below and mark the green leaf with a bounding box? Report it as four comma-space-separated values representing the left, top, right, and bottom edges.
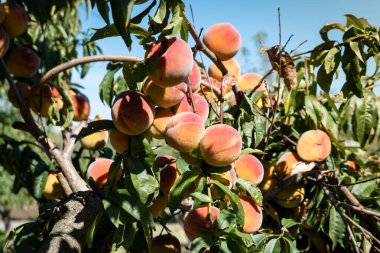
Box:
264, 238, 281, 253
220, 238, 245, 253
349, 41, 364, 62
215, 209, 237, 231
328, 206, 345, 250
151, 0, 166, 24
86, 212, 102, 248
284, 238, 299, 253
168, 168, 201, 212
319, 23, 347, 41
190, 192, 212, 203
123, 60, 150, 90
99, 63, 121, 106
96, 0, 110, 25
345, 14, 365, 29
9, 222, 38, 252
76, 120, 115, 140
103, 199, 122, 227
252, 233, 268, 248
89, 24, 150, 43
236, 179, 263, 206
109, 0, 135, 49
33, 167, 48, 199
351, 176, 378, 200
281, 218, 299, 229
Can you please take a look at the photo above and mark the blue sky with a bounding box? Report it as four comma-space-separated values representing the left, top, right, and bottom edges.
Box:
71, 0, 380, 119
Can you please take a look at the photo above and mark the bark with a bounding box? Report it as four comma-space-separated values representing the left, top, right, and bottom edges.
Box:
38, 191, 103, 253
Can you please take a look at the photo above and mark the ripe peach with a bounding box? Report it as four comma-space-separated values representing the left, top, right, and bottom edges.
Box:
239, 195, 263, 233
188, 61, 202, 92
109, 129, 130, 154
43, 173, 64, 200
180, 152, 202, 166
143, 79, 186, 108
80, 115, 109, 151
164, 112, 205, 152
200, 124, 242, 167
296, 130, 331, 162
30, 85, 63, 117
111, 90, 155, 136
235, 154, 264, 185
7, 81, 31, 108
2, 3, 28, 36
259, 163, 277, 192
275, 151, 301, 178
147, 37, 193, 88
172, 93, 209, 122
342, 160, 361, 174
151, 234, 181, 253
147, 108, 174, 139
150, 193, 168, 218
0, 26, 9, 57
203, 23, 241, 61
71, 92, 90, 121
86, 158, 119, 188
154, 155, 179, 195
183, 206, 220, 241
275, 185, 305, 209
237, 73, 266, 93
6, 46, 41, 78
208, 58, 241, 81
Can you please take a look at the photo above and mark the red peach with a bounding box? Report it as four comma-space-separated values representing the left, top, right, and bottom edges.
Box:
80, 115, 109, 150
208, 58, 241, 81
6, 46, 41, 78
86, 158, 120, 188
172, 93, 209, 122
296, 130, 331, 162
2, 3, 28, 36
0, 26, 10, 57
30, 85, 63, 117
235, 154, 264, 185
154, 155, 179, 195
239, 195, 263, 233
183, 206, 220, 241
72, 92, 91, 121
143, 79, 186, 108
109, 129, 130, 154
147, 108, 174, 139
188, 61, 202, 92
237, 73, 266, 93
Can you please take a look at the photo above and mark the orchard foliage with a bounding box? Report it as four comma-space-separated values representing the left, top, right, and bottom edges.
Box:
0, 1, 380, 253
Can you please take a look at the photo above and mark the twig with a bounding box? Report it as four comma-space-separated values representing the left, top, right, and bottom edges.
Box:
57, 172, 73, 196
63, 121, 88, 158
337, 202, 380, 219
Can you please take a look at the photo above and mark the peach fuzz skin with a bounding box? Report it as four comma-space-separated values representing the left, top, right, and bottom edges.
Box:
146, 37, 193, 88
72, 92, 90, 121
203, 23, 241, 61
147, 108, 174, 139
2, 3, 28, 36
296, 130, 331, 162
208, 58, 241, 81
143, 79, 186, 108
171, 93, 209, 122
111, 90, 155, 136
275, 151, 301, 178
183, 206, 220, 241
164, 112, 205, 152
235, 154, 264, 185
86, 158, 119, 188
80, 116, 109, 151
200, 124, 242, 167
6, 46, 41, 78
154, 155, 179, 195
109, 129, 130, 154
240, 195, 263, 233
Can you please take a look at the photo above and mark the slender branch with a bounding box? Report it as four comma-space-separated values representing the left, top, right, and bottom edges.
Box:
57, 172, 73, 196
247, 68, 274, 97
200, 80, 221, 98
63, 121, 88, 158
337, 202, 380, 219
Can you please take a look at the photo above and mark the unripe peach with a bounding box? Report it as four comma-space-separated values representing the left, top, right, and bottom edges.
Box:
183, 206, 220, 241
6, 46, 41, 78
43, 173, 64, 200
151, 234, 181, 253
147, 37, 193, 88
235, 154, 264, 185
275, 151, 301, 178
111, 90, 155, 136
259, 163, 277, 192
208, 58, 241, 81
296, 130, 331, 162
7, 81, 31, 108
150, 193, 168, 218
172, 93, 209, 122
275, 185, 305, 209
30, 85, 63, 117
180, 152, 202, 166
71, 92, 90, 121
86, 158, 119, 188
203, 23, 241, 61
109, 129, 130, 154
154, 155, 179, 195
164, 112, 205, 152
0, 26, 10, 57
188, 61, 202, 92
143, 79, 186, 108
239, 195, 263, 233
147, 108, 174, 139
2, 3, 28, 36
200, 124, 242, 167
237, 73, 266, 93
80, 115, 109, 150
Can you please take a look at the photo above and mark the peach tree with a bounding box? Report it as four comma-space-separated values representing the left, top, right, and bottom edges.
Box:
0, 0, 379, 252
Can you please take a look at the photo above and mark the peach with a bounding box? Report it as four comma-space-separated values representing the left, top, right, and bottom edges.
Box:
259, 163, 277, 192
6, 46, 41, 78
147, 108, 174, 139
235, 154, 264, 185
43, 173, 64, 200
239, 195, 263, 233
180, 152, 202, 166
0, 26, 9, 57
147, 37, 193, 88
188, 61, 202, 92
342, 160, 361, 174
296, 130, 331, 162
111, 90, 155, 136
109, 129, 130, 154
203, 23, 241, 61
275, 151, 301, 178
2, 3, 28, 36
210, 164, 237, 189
183, 206, 220, 241
172, 93, 209, 122
7, 81, 31, 108
208, 58, 241, 81
80, 115, 109, 151
154, 155, 179, 195
86, 158, 119, 188
150, 193, 168, 218
164, 112, 205, 152
237, 73, 266, 93
151, 234, 181, 253
275, 185, 305, 209
71, 92, 90, 121
143, 79, 186, 108
30, 85, 63, 117
200, 124, 242, 167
